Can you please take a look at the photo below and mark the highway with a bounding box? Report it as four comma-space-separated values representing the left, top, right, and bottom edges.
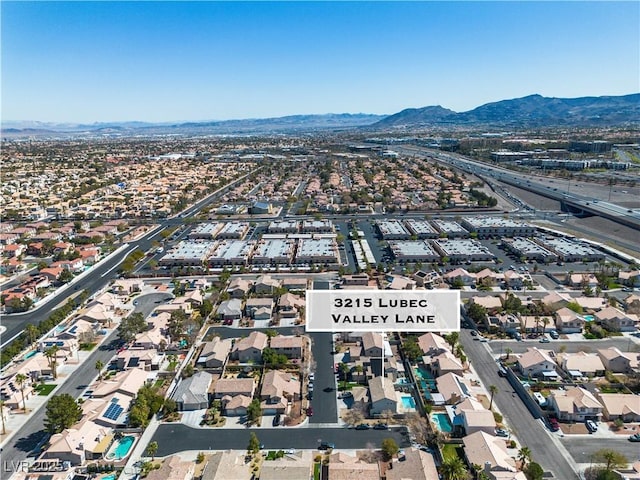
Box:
395, 145, 640, 230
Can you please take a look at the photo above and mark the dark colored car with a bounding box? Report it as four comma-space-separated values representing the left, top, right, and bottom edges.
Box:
319, 442, 335, 450
548, 418, 560, 431
306, 407, 313, 416
355, 424, 370, 430
373, 423, 389, 430
272, 413, 281, 426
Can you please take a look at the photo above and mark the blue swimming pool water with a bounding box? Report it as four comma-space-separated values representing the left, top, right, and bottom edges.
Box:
24, 351, 37, 359
431, 412, 453, 433
583, 315, 595, 322
106, 435, 135, 460
401, 395, 416, 409
101, 475, 116, 480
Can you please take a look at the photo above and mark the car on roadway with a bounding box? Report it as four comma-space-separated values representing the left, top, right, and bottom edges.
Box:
318, 441, 335, 450
539, 335, 550, 343
628, 433, 640, 442
306, 407, 313, 416
133, 300, 138, 306
470, 330, 478, 337
308, 373, 315, 382
355, 424, 370, 430
373, 423, 389, 430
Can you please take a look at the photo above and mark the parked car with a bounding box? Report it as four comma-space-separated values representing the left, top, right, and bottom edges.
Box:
373, 423, 389, 430
549, 330, 559, 339
319, 441, 335, 450
548, 417, 560, 432
497, 366, 507, 377
355, 424, 370, 430
272, 413, 281, 426
470, 330, 478, 337
306, 407, 314, 416
586, 420, 598, 433
308, 373, 315, 382
539, 335, 550, 343
628, 433, 640, 442
495, 428, 509, 437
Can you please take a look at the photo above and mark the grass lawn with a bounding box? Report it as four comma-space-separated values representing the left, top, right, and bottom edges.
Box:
35, 384, 57, 395
314, 462, 320, 480
79, 343, 97, 351
168, 361, 178, 371
442, 443, 462, 462
153, 379, 165, 389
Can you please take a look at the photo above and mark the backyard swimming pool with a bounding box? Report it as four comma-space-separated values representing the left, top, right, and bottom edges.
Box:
24, 351, 37, 359
400, 395, 416, 409
105, 435, 135, 461
431, 412, 453, 433
583, 315, 595, 322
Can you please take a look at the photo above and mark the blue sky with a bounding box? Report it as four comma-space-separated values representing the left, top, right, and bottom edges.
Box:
2, 1, 638, 123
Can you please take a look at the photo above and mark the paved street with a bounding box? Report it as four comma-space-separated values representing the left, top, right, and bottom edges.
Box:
308, 332, 338, 424
460, 328, 580, 479
561, 437, 640, 466
150, 424, 410, 457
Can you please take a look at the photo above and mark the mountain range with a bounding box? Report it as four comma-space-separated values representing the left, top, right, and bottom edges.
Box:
374, 93, 640, 128
3, 93, 638, 137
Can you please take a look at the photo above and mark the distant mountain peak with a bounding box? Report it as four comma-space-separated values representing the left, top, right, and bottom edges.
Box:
374, 93, 639, 128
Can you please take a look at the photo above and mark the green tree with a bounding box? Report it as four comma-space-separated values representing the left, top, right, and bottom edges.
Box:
518, 446, 532, 469
58, 269, 74, 283
118, 312, 147, 342
401, 337, 423, 362
95, 360, 104, 380
0, 400, 6, 434
44, 394, 82, 434
247, 432, 261, 454
146, 441, 158, 460
45, 345, 60, 379
247, 399, 261, 426
15, 373, 28, 411
504, 347, 513, 362
381, 438, 399, 460
444, 332, 459, 350
488, 385, 498, 410
262, 348, 288, 368
199, 299, 214, 319
440, 456, 469, 480
25, 324, 40, 346
593, 448, 628, 472
524, 462, 544, 480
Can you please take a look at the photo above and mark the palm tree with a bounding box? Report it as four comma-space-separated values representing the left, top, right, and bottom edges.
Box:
0, 400, 6, 434
146, 441, 158, 460
15, 374, 28, 411
541, 318, 550, 335
518, 446, 532, 468
95, 360, 104, 381
440, 456, 468, 480
488, 385, 498, 410
25, 324, 40, 347
504, 347, 513, 362
45, 346, 59, 379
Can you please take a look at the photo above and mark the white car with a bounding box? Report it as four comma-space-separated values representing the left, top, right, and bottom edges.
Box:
309, 373, 315, 382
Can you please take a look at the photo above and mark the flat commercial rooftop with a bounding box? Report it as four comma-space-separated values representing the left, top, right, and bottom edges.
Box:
210, 240, 255, 261
433, 238, 494, 257
389, 240, 439, 259
376, 219, 410, 238
252, 238, 295, 261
